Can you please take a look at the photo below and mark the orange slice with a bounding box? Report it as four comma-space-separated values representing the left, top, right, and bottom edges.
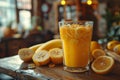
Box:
92, 49, 106, 59
107, 40, 120, 51
91, 56, 114, 74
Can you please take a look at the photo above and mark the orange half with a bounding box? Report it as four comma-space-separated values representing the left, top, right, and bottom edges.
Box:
91, 56, 114, 74
92, 49, 106, 59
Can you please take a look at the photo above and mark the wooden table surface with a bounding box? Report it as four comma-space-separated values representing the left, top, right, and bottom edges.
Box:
0, 55, 120, 80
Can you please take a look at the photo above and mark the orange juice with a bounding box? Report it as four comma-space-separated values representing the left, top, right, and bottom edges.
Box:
60, 24, 92, 68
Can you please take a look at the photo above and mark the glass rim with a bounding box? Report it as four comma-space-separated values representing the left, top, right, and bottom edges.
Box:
59, 20, 93, 27
59, 20, 93, 23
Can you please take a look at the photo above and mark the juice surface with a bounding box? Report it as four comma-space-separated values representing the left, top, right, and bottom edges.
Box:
60, 24, 92, 67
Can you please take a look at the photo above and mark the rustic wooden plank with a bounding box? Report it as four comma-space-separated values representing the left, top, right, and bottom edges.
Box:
0, 55, 120, 80
0, 56, 48, 80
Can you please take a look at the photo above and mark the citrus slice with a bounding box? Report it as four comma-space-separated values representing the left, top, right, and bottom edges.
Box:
32, 50, 50, 66
49, 48, 63, 64
92, 49, 106, 59
18, 48, 34, 62
107, 40, 120, 51
91, 56, 114, 74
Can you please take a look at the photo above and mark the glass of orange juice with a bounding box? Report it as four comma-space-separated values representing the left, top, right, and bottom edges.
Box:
59, 21, 93, 72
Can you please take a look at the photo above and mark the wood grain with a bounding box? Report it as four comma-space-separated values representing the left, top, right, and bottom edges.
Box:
0, 55, 120, 80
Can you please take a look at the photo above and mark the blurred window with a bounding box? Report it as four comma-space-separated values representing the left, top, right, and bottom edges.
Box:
17, 0, 31, 10
19, 10, 31, 30
17, 0, 32, 30
0, 0, 16, 27
66, 5, 76, 20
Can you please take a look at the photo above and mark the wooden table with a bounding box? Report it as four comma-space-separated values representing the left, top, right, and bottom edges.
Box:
0, 55, 120, 80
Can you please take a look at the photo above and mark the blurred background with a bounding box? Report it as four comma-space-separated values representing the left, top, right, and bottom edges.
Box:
0, 0, 120, 58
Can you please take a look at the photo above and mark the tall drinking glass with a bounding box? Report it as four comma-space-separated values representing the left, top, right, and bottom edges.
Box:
59, 21, 93, 72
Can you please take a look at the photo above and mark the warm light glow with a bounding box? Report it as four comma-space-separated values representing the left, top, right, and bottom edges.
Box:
87, 0, 92, 5
61, 0, 66, 5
